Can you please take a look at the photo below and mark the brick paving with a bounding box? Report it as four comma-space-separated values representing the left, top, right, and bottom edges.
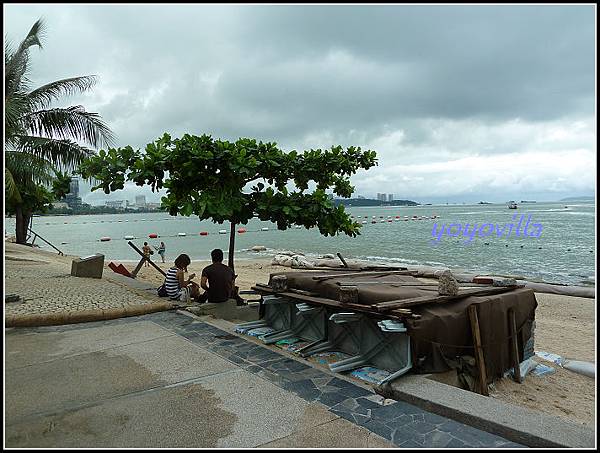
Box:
5, 245, 162, 318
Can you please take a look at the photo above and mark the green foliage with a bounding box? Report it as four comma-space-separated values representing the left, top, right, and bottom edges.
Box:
80, 133, 378, 237
6, 183, 54, 216
51, 171, 73, 200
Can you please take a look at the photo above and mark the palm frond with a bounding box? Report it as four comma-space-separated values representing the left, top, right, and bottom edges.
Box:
13, 135, 95, 170
5, 150, 56, 188
27, 75, 98, 110
5, 92, 30, 142
20, 106, 115, 148
5, 168, 23, 203
5, 19, 45, 96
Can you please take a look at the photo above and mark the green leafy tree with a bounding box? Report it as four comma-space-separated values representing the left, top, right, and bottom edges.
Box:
6, 184, 55, 222
50, 171, 73, 201
5, 19, 114, 243
80, 133, 377, 271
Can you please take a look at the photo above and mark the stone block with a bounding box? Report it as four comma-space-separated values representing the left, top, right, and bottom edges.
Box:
71, 254, 105, 279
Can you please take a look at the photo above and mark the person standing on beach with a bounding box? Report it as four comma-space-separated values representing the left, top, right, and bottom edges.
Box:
142, 242, 152, 267
154, 241, 166, 263
198, 249, 236, 304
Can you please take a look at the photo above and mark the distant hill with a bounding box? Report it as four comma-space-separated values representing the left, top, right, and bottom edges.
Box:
334, 198, 419, 207
560, 196, 595, 202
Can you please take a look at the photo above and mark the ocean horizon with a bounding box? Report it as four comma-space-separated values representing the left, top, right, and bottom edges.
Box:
5, 201, 595, 287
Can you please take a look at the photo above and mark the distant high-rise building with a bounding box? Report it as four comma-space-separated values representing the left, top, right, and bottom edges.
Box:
135, 195, 146, 207
388, 194, 394, 202
64, 177, 83, 208
377, 193, 385, 201
69, 178, 79, 197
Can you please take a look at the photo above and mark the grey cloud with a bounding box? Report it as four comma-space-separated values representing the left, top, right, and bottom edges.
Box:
4, 4, 595, 203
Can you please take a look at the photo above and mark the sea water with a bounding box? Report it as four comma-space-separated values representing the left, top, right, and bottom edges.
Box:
5, 201, 595, 286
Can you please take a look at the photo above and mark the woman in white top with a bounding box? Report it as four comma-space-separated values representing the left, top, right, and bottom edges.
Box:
164, 254, 200, 302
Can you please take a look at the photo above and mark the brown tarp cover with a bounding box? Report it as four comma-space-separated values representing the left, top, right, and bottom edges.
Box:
267, 271, 537, 382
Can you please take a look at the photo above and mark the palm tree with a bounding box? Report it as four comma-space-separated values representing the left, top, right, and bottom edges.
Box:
5, 19, 114, 243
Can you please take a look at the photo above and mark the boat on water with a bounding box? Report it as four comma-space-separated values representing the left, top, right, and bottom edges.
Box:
507, 201, 518, 209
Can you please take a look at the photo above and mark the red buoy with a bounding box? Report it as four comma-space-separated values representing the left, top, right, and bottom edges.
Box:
148, 233, 158, 238
199, 231, 209, 236
238, 228, 247, 233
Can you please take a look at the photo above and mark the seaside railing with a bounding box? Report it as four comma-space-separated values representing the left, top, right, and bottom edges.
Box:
28, 228, 64, 256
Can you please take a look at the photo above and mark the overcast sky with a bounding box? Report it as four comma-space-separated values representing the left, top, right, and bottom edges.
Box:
5, 4, 596, 205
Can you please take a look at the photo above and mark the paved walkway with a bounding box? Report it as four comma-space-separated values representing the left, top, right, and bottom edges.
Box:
5, 311, 523, 448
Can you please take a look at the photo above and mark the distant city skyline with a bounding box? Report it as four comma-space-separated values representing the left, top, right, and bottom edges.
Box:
82, 184, 594, 207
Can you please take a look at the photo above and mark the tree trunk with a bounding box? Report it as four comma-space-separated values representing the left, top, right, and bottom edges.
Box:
15, 205, 31, 245
228, 221, 236, 272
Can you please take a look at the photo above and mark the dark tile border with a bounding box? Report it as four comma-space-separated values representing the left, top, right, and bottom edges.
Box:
148, 312, 524, 448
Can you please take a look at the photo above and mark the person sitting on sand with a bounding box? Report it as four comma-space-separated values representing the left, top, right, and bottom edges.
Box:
142, 242, 153, 267
164, 253, 200, 302
198, 249, 236, 304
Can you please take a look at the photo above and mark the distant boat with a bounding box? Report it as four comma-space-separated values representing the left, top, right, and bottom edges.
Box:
508, 201, 518, 209
521, 200, 536, 203
478, 201, 492, 205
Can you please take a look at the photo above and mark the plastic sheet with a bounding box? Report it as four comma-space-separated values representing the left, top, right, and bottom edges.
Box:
562, 360, 595, 378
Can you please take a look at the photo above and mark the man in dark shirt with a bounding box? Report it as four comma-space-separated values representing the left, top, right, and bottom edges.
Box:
199, 249, 235, 303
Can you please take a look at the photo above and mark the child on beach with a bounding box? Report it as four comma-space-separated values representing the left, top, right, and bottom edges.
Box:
142, 242, 153, 267
154, 241, 166, 263
162, 253, 200, 303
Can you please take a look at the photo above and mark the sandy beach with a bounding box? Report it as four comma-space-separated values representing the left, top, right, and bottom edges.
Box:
124, 256, 596, 427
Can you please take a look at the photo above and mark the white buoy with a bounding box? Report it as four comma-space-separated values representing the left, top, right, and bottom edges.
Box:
261, 227, 269, 231
178, 232, 186, 236
124, 235, 135, 240
219, 229, 227, 234
362, 220, 367, 224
